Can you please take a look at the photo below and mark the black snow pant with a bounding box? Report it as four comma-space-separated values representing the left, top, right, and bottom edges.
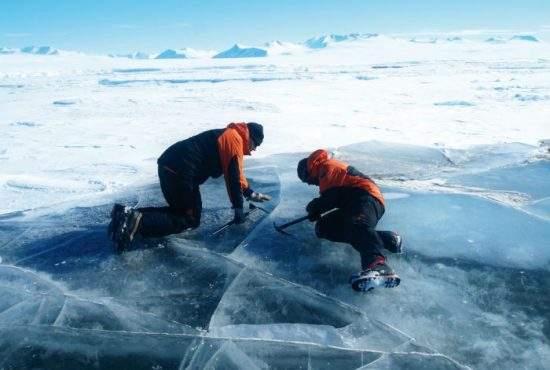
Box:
315, 194, 392, 270
137, 166, 202, 237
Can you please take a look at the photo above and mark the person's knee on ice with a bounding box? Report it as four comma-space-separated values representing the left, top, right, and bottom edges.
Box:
184, 207, 201, 229
378, 230, 403, 254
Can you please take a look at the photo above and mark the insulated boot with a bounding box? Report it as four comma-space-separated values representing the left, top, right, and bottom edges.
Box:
379, 231, 403, 254
107, 203, 125, 241
350, 256, 401, 292
114, 208, 142, 253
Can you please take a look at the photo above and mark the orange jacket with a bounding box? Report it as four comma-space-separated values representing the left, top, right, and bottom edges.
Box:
217, 123, 250, 202
307, 149, 385, 206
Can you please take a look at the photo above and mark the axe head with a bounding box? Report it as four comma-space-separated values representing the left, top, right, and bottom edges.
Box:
273, 222, 293, 236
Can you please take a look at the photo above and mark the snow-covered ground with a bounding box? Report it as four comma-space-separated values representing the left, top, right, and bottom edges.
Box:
2, 35, 549, 213
1, 35, 550, 369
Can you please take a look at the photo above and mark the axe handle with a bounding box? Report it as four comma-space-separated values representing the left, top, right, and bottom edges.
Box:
275, 208, 338, 232
275, 215, 309, 230
211, 206, 259, 236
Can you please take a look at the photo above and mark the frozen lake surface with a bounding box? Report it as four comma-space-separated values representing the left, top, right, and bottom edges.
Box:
1, 142, 549, 369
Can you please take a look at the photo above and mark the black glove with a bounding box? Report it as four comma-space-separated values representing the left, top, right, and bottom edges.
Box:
308, 212, 321, 222
306, 198, 322, 215
306, 199, 323, 222
233, 208, 245, 224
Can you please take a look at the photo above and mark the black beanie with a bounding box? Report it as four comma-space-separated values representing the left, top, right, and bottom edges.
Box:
247, 122, 264, 146
297, 158, 309, 183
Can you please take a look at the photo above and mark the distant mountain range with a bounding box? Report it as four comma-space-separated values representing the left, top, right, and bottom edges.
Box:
304, 33, 378, 48
1, 45, 59, 55
0, 33, 543, 59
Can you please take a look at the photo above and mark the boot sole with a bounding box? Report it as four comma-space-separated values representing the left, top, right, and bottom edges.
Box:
107, 203, 124, 240
116, 212, 142, 254
351, 273, 401, 292
128, 212, 142, 243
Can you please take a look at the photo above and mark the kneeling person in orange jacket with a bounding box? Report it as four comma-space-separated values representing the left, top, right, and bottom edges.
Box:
108, 122, 270, 252
297, 149, 402, 292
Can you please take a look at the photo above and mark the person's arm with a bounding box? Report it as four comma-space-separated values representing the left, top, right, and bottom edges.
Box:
306, 188, 340, 218
218, 129, 249, 207
227, 156, 246, 209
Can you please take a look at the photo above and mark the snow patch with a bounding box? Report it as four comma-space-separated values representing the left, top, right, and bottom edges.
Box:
53, 99, 79, 106
4, 176, 106, 193
304, 33, 377, 49
109, 51, 150, 59
434, 100, 475, 107
485, 37, 506, 44
355, 75, 377, 81
514, 93, 549, 102
264, 41, 305, 56
112, 68, 161, 73
0, 47, 16, 55
10, 121, 40, 127
0, 84, 24, 88
409, 37, 437, 44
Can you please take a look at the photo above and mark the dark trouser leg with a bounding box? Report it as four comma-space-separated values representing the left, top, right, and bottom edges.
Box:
137, 167, 201, 238
138, 206, 190, 237
315, 198, 385, 270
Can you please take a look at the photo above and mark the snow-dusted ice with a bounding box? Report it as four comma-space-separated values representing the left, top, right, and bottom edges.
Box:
1, 34, 549, 369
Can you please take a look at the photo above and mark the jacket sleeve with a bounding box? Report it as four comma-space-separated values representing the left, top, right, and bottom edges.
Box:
227, 156, 252, 209
218, 131, 250, 208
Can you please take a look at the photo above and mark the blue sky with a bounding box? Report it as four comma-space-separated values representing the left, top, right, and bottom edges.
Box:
1, 0, 549, 54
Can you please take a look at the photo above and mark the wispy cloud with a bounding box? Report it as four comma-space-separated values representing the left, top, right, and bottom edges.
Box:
3, 32, 31, 38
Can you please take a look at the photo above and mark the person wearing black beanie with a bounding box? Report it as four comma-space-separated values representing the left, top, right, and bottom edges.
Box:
108, 121, 271, 252
247, 122, 264, 147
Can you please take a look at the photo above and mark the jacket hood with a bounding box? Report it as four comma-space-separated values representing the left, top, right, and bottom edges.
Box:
307, 149, 330, 179
227, 122, 251, 155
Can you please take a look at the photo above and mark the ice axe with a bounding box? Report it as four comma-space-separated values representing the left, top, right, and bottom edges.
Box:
273, 215, 310, 236
274, 208, 337, 236
210, 203, 260, 237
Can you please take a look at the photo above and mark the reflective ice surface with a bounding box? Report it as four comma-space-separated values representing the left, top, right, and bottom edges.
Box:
1, 141, 549, 369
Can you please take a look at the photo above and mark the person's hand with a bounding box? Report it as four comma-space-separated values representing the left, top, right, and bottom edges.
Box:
306, 198, 321, 215
308, 212, 321, 222
248, 192, 271, 202
233, 208, 246, 224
